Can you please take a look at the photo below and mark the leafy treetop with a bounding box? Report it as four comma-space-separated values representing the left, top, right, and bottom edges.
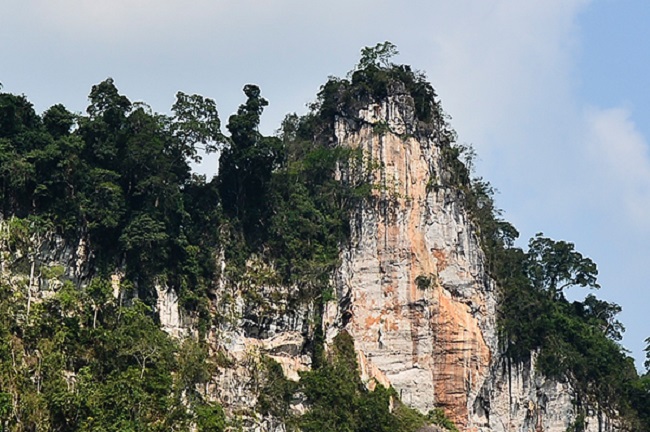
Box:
356, 41, 399, 70
526, 233, 600, 299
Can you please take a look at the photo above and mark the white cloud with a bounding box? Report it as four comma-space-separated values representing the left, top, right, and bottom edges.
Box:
424, 0, 590, 147
584, 106, 650, 230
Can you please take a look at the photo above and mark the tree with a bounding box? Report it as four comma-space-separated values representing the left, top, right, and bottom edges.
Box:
82, 168, 124, 231
645, 336, 650, 372
42, 104, 75, 139
526, 234, 599, 299
218, 85, 283, 241
176, 339, 213, 393
86, 78, 131, 125
171, 92, 226, 163
195, 402, 226, 432
119, 213, 169, 283
7, 216, 52, 320
357, 41, 399, 70
115, 300, 174, 379
86, 278, 113, 329
0, 93, 40, 139
578, 294, 624, 341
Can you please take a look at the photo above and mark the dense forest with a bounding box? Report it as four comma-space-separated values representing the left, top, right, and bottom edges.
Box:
0, 43, 648, 431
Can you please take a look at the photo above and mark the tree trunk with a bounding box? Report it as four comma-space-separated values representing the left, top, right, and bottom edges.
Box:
27, 256, 35, 320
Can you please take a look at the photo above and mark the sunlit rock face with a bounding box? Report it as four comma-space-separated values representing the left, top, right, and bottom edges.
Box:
321, 92, 618, 431
323, 93, 497, 430
475, 354, 619, 432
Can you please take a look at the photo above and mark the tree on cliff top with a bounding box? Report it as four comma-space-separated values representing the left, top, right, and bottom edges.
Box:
356, 41, 399, 70
526, 233, 600, 300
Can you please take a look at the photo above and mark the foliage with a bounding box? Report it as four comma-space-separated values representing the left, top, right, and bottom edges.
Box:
194, 402, 226, 432
415, 274, 434, 290
256, 357, 297, 423
292, 330, 453, 431
447, 141, 649, 427
218, 84, 284, 247
526, 234, 599, 299
0, 79, 222, 305
0, 271, 221, 431
357, 41, 399, 70
171, 91, 226, 161
314, 43, 441, 130
298, 331, 425, 432
427, 408, 459, 432
215, 85, 375, 305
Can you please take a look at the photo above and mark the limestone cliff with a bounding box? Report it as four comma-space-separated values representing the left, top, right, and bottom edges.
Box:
197, 87, 618, 431
322, 91, 618, 431
323, 93, 496, 430
1, 67, 638, 431
0, 86, 621, 432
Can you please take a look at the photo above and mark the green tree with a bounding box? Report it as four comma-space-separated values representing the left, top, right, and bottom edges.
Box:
526, 234, 600, 299
86, 78, 131, 126
119, 213, 169, 287
195, 402, 226, 432
171, 91, 226, 162
218, 84, 283, 243
82, 168, 124, 231
0, 93, 41, 139
86, 277, 113, 329
298, 331, 409, 432
357, 41, 399, 70
42, 104, 75, 139
79, 78, 131, 171
578, 294, 625, 341
645, 337, 650, 372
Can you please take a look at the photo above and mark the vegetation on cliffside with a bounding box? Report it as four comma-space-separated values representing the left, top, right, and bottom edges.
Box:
451, 139, 650, 429
0, 42, 648, 431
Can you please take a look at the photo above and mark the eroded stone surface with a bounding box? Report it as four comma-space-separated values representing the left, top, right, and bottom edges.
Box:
324, 98, 496, 430
473, 354, 619, 432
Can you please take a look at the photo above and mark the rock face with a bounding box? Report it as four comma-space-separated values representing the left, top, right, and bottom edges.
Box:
201, 257, 314, 430
0, 220, 91, 302
190, 91, 619, 431
319, 92, 616, 431
323, 94, 497, 430
475, 355, 619, 432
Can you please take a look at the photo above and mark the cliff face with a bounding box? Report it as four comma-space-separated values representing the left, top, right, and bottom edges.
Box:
193, 91, 618, 431
476, 355, 618, 432
323, 94, 497, 430
319, 93, 617, 432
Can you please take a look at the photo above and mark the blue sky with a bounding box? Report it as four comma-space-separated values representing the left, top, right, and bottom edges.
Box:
579, 0, 650, 139
1, 0, 649, 369
574, 0, 650, 367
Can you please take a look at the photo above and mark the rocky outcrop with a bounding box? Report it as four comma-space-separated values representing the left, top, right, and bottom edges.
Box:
474, 354, 619, 432
320, 92, 616, 431
156, 283, 195, 338
171, 89, 620, 431
0, 219, 91, 301
323, 94, 497, 430
201, 257, 313, 428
